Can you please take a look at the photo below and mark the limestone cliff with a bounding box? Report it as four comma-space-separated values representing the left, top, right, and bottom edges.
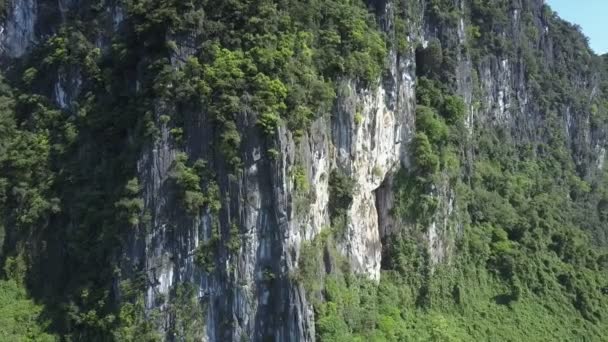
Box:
0, 0, 607, 341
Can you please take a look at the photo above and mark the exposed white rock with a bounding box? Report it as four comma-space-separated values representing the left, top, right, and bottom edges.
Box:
130, 2, 415, 339
426, 181, 455, 265
598, 147, 606, 170
112, 5, 125, 30
458, 18, 466, 43
53, 71, 82, 110
158, 265, 174, 296
291, 48, 415, 282
479, 58, 514, 125
341, 82, 404, 280
54, 81, 68, 109
304, 141, 330, 242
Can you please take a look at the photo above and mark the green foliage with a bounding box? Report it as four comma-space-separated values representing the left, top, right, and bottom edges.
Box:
22, 68, 38, 85
167, 284, 205, 341
169, 153, 220, 216
416, 106, 448, 146
0, 280, 57, 341
468, 0, 512, 57
0, 2, 210, 338
328, 169, 356, 232
354, 111, 364, 125
392, 168, 439, 226
416, 39, 444, 78
441, 95, 466, 124
194, 215, 221, 273
1, 0, 608, 340
0, 91, 63, 230
40, 29, 102, 79
413, 132, 441, 176
159, 114, 171, 125
115, 178, 146, 227
291, 164, 310, 194
366, 3, 608, 341
390, 83, 608, 338
253, 73, 288, 135
312, 240, 608, 341
267, 148, 280, 160
427, 0, 461, 26
262, 267, 276, 282
147, 0, 386, 165
113, 297, 161, 342
289, 4, 381, 82
372, 166, 383, 178
295, 239, 325, 296
169, 127, 183, 144
199, 46, 248, 168
416, 77, 444, 109
6, 22, 161, 336
292, 162, 315, 215
226, 223, 242, 254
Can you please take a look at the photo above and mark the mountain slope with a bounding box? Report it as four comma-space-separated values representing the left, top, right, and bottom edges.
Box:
0, 0, 607, 341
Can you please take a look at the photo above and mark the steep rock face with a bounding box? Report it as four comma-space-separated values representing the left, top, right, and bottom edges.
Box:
133, 16, 416, 342
332, 60, 415, 278
416, 0, 608, 263
0, 0, 36, 58
467, 0, 605, 170
1, 0, 607, 341
0, 0, 418, 338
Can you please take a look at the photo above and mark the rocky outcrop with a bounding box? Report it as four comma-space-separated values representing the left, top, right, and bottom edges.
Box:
133, 15, 416, 342
1, 0, 606, 341
333, 56, 415, 278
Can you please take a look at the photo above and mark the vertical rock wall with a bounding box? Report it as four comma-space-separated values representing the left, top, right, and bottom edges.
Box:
1, 0, 606, 340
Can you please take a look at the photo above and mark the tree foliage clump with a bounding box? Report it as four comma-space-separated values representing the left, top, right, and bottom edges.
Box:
114, 178, 146, 227
169, 152, 220, 216
328, 169, 357, 233
0, 279, 57, 341
142, 0, 387, 170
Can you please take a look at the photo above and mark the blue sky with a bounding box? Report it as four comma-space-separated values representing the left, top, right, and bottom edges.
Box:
547, 0, 608, 54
